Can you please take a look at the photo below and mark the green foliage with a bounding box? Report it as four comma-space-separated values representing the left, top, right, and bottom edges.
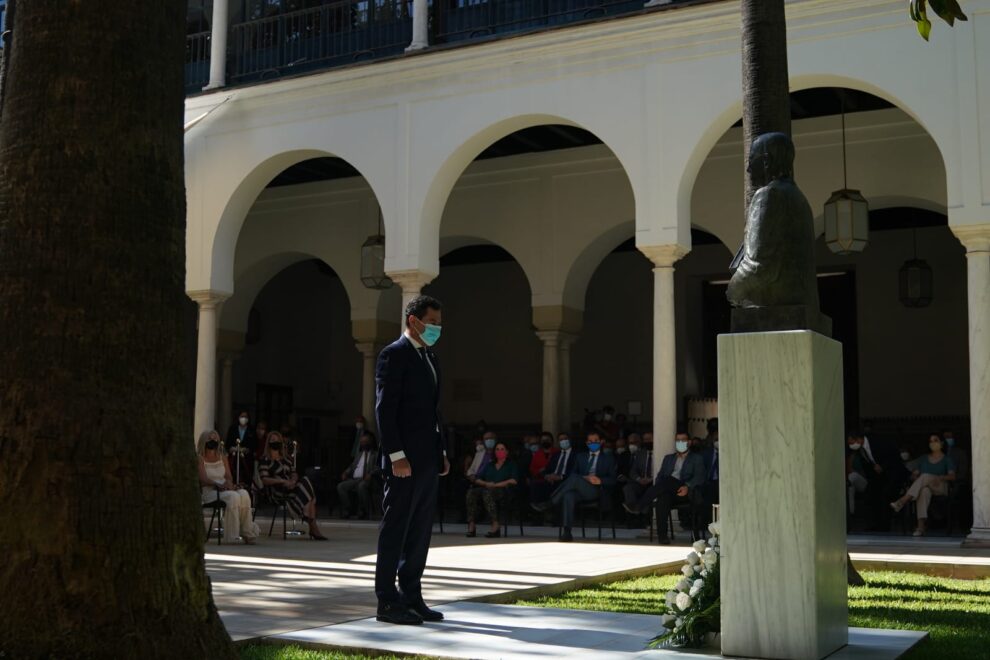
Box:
240, 647, 433, 660
909, 0, 967, 41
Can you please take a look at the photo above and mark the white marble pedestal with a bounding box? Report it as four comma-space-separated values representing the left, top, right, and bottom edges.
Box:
718, 330, 848, 660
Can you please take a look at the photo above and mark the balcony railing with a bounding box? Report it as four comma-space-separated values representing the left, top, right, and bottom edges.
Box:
186, 0, 681, 93
228, 0, 412, 85
186, 30, 212, 93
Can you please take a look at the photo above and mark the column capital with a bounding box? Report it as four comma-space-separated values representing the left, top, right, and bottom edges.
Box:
388, 269, 436, 293
187, 289, 231, 308
354, 342, 383, 357
638, 243, 690, 268
532, 304, 583, 335
218, 351, 240, 365
951, 224, 990, 254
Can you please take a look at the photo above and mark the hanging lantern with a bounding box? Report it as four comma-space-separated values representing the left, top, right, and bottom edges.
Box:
899, 229, 933, 308
360, 207, 393, 290
824, 98, 869, 255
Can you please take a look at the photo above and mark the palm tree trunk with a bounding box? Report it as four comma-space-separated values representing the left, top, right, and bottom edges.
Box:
0, 3, 236, 657
740, 0, 791, 207
740, 0, 864, 589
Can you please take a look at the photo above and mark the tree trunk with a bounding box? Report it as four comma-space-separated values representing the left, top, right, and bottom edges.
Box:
740, 0, 864, 589
0, 3, 236, 658
740, 0, 791, 207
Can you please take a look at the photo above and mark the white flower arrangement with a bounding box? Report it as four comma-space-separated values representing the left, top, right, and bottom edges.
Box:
649, 522, 722, 649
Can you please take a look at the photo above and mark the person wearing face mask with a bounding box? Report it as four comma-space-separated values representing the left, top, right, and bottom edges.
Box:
623, 434, 653, 518
526, 433, 558, 515
258, 431, 327, 540
622, 432, 706, 544
374, 295, 450, 626
226, 410, 257, 455
594, 405, 620, 440
890, 434, 957, 536
198, 430, 259, 545
942, 429, 970, 487
613, 438, 631, 480
845, 429, 906, 530
351, 416, 368, 459
465, 442, 521, 538
531, 431, 618, 542
254, 421, 269, 460
338, 431, 381, 519
542, 434, 577, 488
700, 435, 720, 511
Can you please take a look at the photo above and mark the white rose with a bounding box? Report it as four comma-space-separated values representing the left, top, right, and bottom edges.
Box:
694, 564, 703, 573
692, 539, 708, 554
693, 578, 704, 590
675, 617, 684, 628
661, 614, 676, 627
687, 551, 701, 566
700, 569, 708, 577
708, 521, 720, 536
676, 578, 691, 592
681, 564, 695, 577
689, 585, 701, 597
675, 592, 693, 611
665, 590, 678, 607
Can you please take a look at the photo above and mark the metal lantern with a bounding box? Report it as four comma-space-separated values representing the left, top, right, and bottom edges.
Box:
360, 208, 393, 290
824, 101, 869, 255
899, 230, 933, 308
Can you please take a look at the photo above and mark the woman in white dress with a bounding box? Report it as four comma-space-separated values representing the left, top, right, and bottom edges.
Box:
198, 429, 259, 544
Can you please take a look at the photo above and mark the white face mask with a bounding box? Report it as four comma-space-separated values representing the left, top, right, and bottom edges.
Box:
603, 414, 612, 422
616, 447, 627, 454
628, 444, 639, 454
900, 452, 911, 461
848, 443, 862, 451
239, 416, 249, 426
356, 423, 364, 430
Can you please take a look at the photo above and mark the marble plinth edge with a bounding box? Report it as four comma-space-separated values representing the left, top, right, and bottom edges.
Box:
718, 330, 847, 660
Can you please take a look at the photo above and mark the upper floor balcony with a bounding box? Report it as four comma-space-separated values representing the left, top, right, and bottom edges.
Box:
185, 0, 700, 94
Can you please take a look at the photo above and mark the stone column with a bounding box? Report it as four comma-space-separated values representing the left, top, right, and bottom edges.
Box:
219, 353, 236, 434
640, 244, 689, 465
355, 342, 381, 432
406, 0, 429, 51
189, 291, 229, 438
953, 225, 990, 547
204, 0, 229, 90
559, 334, 575, 435
389, 270, 436, 326
536, 331, 562, 434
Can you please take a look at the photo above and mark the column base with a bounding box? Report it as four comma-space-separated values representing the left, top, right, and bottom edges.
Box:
202, 82, 226, 91
405, 42, 428, 53
962, 528, 990, 548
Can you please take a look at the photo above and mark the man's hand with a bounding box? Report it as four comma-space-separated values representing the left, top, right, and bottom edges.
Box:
546, 474, 560, 483
440, 456, 451, 476
639, 477, 651, 486
585, 475, 602, 486
676, 485, 688, 497
873, 464, 883, 474
392, 458, 412, 478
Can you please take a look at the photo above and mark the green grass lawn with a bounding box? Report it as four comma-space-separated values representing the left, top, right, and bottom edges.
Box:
240, 570, 990, 660
515, 570, 990, 659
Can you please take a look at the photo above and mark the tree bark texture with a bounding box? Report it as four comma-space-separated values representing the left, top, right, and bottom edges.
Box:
740, 0, 792, 207
0, 3, 236, 658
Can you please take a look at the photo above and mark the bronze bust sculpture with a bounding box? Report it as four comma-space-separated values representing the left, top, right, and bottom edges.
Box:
727, 133, 830, 335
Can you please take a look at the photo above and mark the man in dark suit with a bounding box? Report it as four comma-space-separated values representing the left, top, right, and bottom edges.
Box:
338, 431, 380, 519
846, 429, 908, 530
623, 432, 706, 544
374, 295, 450, 626
531, 434, 576, 503
531, 431, 617, 542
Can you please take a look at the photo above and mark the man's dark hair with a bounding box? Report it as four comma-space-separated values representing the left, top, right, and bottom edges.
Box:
587, 431, 602, 441
847, 428, 865, 440
405, 295, 442, 326
707, 417, 718, 433
361, 430, 377, 443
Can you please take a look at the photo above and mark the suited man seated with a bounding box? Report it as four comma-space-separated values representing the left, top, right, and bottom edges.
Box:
529, 434, 577, 508
622, 434, 655, 516
338, 430, 381, 519
700, 435, 720, 512
622, 432, 706, 544
530, 431, 617, 542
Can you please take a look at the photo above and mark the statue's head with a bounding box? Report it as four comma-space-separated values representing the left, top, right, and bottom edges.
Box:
747, 132, 794, 187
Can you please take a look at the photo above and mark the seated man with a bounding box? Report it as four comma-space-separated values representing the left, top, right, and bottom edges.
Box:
337, 431, 380, 519
623, 432, 705, 544
622, 434, 653, 515
700, 434, 719, 510
530, 432, 617, 542
846, 429, 907, 530
531, 434, 576, 504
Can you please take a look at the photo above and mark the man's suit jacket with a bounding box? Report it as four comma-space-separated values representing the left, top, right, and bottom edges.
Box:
658, 451, 706, 490
375, 335, 444, 472
542, 449, 577, 478
629, 449, 654, 482
574, 451, 618, 488
344, 449, 380, 480
701, 447, 719, 482
225, 423, 257, 452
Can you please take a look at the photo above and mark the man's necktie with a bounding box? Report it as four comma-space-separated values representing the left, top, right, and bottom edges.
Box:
418, 348, 437, 385
710, 452, 718, 481
589, 453, 599, 475
555, 451, 566, 475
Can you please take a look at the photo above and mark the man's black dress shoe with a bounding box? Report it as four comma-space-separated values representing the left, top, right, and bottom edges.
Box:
530, 501, 552, 513
406, 600, 444, 622
376, 602, 424, 625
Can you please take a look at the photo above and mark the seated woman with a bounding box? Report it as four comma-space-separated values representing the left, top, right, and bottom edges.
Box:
465, 442, 520, 539
258, 431, 327, 540
890, 433, 956, 536
198, 430, 259, 544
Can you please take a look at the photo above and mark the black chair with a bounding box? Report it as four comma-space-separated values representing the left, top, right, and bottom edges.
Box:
203, 487, 226, 545
262, 492, 290, 540
576, 498, 617, 541
497, 489, 526, 538
648, 497, 704, 543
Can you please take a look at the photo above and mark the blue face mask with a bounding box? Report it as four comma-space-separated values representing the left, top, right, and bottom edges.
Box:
484, 438, 496, 449
529, 444, 539, 453
559, 439, 571, 451
945, 437, 955, 448
588, 442, 602, 453
675, 440, 689, 453
419, 322, 442, 346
